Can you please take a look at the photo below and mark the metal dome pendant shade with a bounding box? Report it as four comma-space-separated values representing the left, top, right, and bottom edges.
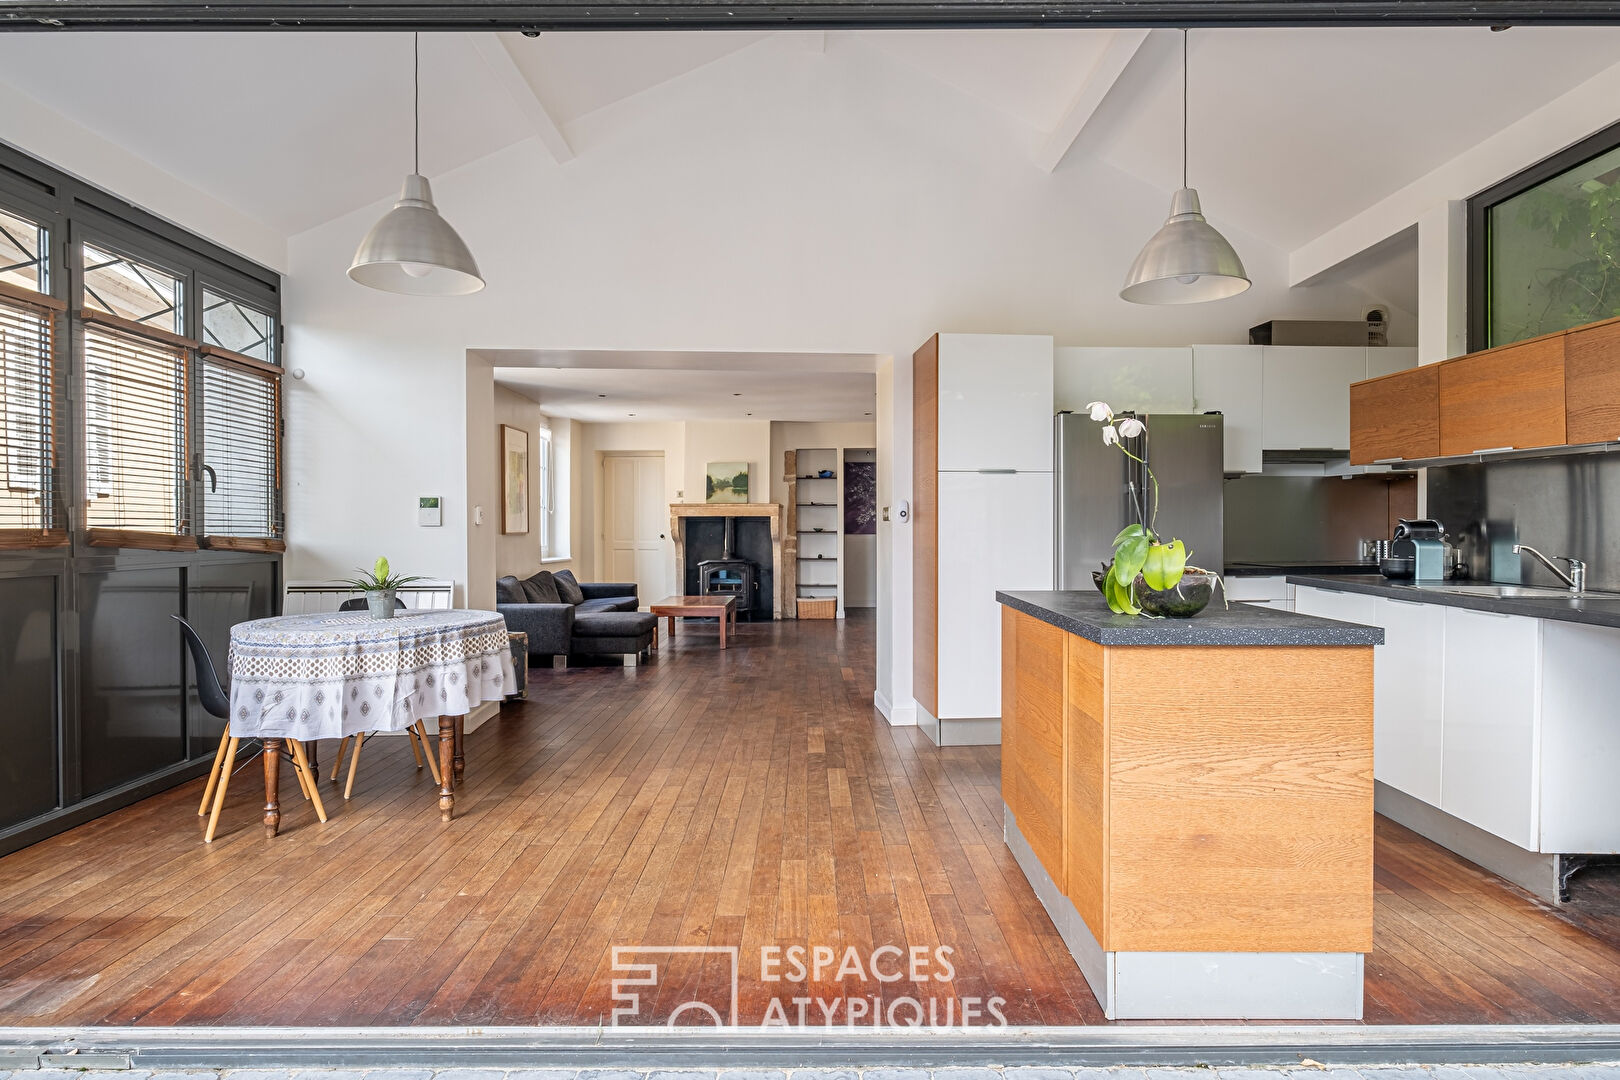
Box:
349, 35, 484, 296
1121, 31, 1248, 305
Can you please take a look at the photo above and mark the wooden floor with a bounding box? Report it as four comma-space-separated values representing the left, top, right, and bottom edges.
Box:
1, 611, 1618, 1027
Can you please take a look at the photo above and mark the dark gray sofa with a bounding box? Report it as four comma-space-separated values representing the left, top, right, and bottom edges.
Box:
497, 569, 656, 665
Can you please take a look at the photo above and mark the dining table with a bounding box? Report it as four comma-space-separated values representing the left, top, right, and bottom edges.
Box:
227, 608, 516, 834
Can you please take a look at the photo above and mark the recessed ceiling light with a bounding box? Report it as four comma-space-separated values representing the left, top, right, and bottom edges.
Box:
628, 412, 636, 416
733, 392, 741, 396
597, 393, 606, 398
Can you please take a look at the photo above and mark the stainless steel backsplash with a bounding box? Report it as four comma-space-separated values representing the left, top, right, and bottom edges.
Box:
1426, 452, 1620, 591
1223, 474, 1413, 564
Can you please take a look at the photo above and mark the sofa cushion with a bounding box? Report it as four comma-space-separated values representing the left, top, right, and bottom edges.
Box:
495, 575, 526, 605
552, 568, 586, 606
572, 610, 656, 639
522, 570, 562, 605
578, 596, 640, 614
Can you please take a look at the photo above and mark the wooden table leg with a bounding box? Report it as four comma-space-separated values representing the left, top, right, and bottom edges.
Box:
719, 609, 728, 649
667, 615, 676, 638
263, 737, 283, 838
438, 716, 455, 821
453, 714, 466, 782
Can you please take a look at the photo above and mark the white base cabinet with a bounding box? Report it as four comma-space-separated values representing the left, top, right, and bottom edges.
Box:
936, 470, 1053, 719
1439, 607, 1541, 850
1294, 584, 1620, 857
1539, 622, 1620, 853
1372, 597, 1445, 807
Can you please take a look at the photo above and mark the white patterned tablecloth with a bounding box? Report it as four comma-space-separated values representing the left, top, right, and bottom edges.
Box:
227, 609, 516, 740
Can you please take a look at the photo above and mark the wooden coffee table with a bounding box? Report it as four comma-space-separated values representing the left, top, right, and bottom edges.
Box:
648, 595, 739, 649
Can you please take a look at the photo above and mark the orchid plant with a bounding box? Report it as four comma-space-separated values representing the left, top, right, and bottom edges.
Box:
1086, 402, 1211, 616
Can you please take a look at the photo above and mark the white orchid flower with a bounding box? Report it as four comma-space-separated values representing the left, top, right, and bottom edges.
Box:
1101, 424, 1120, 446
1086, 401, 1114, 422
1116, 417, 1146, 439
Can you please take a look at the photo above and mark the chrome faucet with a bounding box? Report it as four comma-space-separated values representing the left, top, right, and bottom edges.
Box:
1514, 544, 1587, 594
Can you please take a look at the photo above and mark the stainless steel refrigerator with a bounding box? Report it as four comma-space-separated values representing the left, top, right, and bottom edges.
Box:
1054, 411, 1225, 589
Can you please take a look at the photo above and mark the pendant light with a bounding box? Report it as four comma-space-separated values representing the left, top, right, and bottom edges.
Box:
1120, 30, 1248, 305
349, 34, 485, 296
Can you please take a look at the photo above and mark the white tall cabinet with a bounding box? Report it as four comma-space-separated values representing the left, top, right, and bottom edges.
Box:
915, 333, 1053, 745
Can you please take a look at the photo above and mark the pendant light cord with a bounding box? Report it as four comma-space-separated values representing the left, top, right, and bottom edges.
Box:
413, 32, 421, 176
1181, 28, 1188, 191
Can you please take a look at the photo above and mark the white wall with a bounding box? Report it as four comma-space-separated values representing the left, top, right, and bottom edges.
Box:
281, 33, 1400, 720
684, 420, 770, 508
0, 81, 285, 271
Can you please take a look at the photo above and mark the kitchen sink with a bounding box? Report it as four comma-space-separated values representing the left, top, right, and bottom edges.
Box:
1418, 584, 1620, 602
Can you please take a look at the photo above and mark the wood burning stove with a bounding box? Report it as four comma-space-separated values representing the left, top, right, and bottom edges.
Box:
697, 518, 757, 619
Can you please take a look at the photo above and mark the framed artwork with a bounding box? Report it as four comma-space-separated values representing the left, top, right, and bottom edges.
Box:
844, 460, 876, 535
706, 461, 749, 503
501, 424, 529, 534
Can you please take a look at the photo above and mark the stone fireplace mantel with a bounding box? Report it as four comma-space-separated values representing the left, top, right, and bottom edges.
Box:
669, 503, 784, 620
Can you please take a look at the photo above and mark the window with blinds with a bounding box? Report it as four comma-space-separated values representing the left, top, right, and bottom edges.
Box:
201, 357, 281, 542
0, 292, 60, 543
82, 323, 192, 544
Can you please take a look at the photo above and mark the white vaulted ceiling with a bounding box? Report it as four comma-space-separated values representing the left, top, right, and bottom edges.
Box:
0, 24, 1618, 252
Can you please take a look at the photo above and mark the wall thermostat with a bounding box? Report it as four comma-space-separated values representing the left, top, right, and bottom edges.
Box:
418, 496, 442, 527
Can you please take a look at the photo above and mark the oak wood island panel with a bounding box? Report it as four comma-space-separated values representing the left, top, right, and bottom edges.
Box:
997, 591, 1379, 1020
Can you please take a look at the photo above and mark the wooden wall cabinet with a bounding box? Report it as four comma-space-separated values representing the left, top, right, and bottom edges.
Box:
1349, 365, 1439, 464
1438, 335, 1566, 456
1565, 318, 1620, 445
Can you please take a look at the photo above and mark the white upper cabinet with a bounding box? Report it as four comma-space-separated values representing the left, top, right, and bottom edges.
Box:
937, 333, 1054, 472
1262, 346, 1368, 451
1191, 345, 1263, 474
1366, 346, 1418, 380
1054, 346, 1195, 417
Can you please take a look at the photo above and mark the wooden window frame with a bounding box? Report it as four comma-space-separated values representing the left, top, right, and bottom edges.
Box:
198, 342, 284, 550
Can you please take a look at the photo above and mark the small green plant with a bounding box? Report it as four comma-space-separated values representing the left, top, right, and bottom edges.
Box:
1086, 403, 1221, 616
340, 555, 427, 593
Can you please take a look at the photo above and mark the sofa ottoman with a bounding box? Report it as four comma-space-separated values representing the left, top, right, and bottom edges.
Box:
569, 610, 658, 666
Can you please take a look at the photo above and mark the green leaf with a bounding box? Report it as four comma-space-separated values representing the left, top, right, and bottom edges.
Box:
1106, 574, 1140, 616
1112, 532, 1149, 586
1142, 539, 1187, 591
1113, 523, 1146, 545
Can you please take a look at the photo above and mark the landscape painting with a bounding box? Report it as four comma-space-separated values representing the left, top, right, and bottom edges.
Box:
706, 462, 749, 503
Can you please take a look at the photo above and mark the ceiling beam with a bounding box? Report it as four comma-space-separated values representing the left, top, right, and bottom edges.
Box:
1034, 28, 1150, 173
470, 34, 574, 165
5, 1, 1620, 31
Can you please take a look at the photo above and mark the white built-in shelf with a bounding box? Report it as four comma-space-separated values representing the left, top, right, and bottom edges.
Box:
796, 474, 838, 480
799, 502, 835, 507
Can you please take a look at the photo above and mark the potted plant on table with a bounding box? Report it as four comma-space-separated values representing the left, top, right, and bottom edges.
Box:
340, 556, 425, 620
1086, 402, 1225, 618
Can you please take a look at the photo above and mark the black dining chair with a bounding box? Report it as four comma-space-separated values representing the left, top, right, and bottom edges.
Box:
327, 597, 441, 796
174, 615, 326, 842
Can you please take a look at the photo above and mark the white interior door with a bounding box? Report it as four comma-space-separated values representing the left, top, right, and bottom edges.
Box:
603, 454, 667, 604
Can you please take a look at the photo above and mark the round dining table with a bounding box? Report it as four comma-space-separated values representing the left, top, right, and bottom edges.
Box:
228, 608, 516, 833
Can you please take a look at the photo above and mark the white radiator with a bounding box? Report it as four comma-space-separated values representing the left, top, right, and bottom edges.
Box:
284, 579, 456, 614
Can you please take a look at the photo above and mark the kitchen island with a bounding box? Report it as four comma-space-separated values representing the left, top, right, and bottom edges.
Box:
996, 590, 1382, 1020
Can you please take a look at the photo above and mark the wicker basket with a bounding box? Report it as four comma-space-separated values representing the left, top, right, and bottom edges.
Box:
797, 597, 837, 620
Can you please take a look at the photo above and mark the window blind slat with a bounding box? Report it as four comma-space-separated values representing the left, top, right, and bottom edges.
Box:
0, 295, 57, 536
83, 323, 188, 535
201, 358, 280, 540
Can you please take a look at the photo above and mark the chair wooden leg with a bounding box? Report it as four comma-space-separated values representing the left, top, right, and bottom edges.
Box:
344, 732, 365, 800
407, 724, 426, 770
290, 739, 328, 823
289, 740, 313, 801
198, 724, 231, 816
330, 734, 349, 782
416, 720, 443, 785
205, 736, 239, 843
